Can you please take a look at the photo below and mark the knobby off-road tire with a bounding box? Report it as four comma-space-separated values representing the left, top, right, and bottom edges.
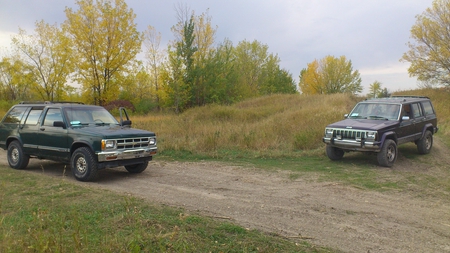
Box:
326, 145, 345, 160
7, 140, 29, 169
377, 139, 397, 167
125, 162, 148, 173
71, 147, 99, 182
417, 130, 433, 154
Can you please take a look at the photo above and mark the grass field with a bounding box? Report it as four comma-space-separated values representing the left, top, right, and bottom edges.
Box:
1, 88, 449, 252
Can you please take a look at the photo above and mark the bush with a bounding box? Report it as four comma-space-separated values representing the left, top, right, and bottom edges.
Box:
104, 100, 135, 112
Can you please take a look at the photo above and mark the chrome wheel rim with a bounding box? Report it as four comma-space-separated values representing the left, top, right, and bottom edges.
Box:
387, 145, 396, 162
11, 148, 19, 163
76, 156, 87, 173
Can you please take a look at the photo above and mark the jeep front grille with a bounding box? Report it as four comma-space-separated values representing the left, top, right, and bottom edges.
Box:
330, 129, 368, 140
116, 137, 151, 150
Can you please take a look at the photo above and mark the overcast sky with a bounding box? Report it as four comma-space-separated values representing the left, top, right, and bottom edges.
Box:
0, 0, 433, 94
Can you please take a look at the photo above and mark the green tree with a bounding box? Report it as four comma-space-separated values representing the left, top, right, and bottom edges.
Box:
368, 81, 382, 98
401, 0, 450, 86
368, 81, 390, 98
11, 20, 73, 101
64, 0, 142, 105
299, 55, 362, 94
202, 39, 238, 104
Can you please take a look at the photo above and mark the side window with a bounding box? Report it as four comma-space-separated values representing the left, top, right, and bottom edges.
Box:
402, 104, 411, 118
411, 103, 423, 118
2, 106, 27, 124
24, 109, 43, 125
421, 101, 435, 116
43, 108, 63, 127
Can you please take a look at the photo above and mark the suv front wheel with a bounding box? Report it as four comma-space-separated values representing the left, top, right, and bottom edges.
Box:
326, 145, 345, 160
125, 162, 148, 173
7, 140, 29, 169
377, 139, 397, 167
71, 147, 99, 182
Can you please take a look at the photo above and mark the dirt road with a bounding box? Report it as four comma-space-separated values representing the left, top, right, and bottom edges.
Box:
1, 142, 450, 252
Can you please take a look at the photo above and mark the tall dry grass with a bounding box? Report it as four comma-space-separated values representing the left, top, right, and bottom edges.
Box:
394, 88, 450, 145
132, 93, 361, 157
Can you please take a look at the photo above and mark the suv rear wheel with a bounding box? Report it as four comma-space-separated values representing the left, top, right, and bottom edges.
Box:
7, 140, 29, 169
125, 162, 148, 173
71, 147, 99, 182
377, 139, 397, 167
417, 130, 433, 154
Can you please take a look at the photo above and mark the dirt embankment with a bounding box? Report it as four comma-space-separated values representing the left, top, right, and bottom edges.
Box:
1, 141, 450, 253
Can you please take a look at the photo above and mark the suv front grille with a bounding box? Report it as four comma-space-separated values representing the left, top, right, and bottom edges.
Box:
116, 137, 151, 150
331, 129, 368, 140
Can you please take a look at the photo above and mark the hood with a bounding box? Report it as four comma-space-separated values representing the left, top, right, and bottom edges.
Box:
71, 125, 155, 138
326, 118, 398, 131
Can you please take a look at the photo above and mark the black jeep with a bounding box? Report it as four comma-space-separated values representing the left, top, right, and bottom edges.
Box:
0, 102, 157, 181
323, 96, 438, 167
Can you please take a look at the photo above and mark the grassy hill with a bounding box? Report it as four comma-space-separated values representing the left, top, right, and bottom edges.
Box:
133, 88, 450, 159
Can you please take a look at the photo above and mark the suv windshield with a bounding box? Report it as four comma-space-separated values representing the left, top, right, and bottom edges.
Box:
348, 103, 400, 120
65, 107, 119, 126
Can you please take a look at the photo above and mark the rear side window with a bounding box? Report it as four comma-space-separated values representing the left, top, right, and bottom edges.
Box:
421, 101, 435, 116
24, 109, 43, 125
2, 106, 27, 124
411, 103, 423, 118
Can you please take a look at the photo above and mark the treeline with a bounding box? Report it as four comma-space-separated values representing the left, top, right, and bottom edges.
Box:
0, 0, 297, 113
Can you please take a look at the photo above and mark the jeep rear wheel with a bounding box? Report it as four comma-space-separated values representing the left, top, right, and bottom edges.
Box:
377, 139, 397, 167
71, 147, 99, 182
7, 140, 29, 170
417, 130, 433, 154
125, 162, 148, 174
326, 145, 344, 160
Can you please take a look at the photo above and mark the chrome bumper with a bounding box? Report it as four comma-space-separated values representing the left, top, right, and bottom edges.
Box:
323, 137, 381, 152
97, 147, 157, 162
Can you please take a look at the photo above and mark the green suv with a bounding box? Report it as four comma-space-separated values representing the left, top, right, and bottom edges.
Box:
0, 102, 157, 181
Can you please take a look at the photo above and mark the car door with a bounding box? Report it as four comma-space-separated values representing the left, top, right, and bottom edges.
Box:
19, 106, 44, 154
37, 108, 70, 160
410, 102, 426, 139
397, 104, 417, 144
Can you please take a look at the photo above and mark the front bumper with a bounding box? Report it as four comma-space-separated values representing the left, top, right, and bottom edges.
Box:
323, 137, 381, 152
97, 147, 157, 162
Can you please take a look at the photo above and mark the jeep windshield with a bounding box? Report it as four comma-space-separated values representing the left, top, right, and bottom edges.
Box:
65, 107, 119, 126
348, 103, 400, 121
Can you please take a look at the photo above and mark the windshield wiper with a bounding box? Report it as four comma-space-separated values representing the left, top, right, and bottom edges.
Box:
367, 115, 388, 120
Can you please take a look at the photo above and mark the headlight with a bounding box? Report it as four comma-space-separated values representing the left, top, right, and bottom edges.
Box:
325, 128, 334, 137
101, 139, 116, 150
366, 131, 377, 140
149, 137, 156, 145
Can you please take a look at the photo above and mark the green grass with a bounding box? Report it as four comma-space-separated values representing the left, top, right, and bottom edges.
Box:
0, 167, 332, 253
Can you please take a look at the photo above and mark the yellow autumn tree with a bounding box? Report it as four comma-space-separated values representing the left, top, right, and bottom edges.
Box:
299, 55, 362, 94
401, 0, 450, 86
12, 20, 73, 101
64, 0, 142, 105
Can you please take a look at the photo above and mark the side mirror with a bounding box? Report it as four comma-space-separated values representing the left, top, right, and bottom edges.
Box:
53, 121, 66, 129
122, 120, 132, 126
401, 116, 410, 121
344, 114, 349, 118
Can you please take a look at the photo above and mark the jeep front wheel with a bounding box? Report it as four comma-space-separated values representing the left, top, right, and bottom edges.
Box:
7, 140, 29, 169
71, 147, 99, 182
326, 145, 344, 160
125, 162, 148, 173
417, 130, 433, 154
377, 139, 397, 167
